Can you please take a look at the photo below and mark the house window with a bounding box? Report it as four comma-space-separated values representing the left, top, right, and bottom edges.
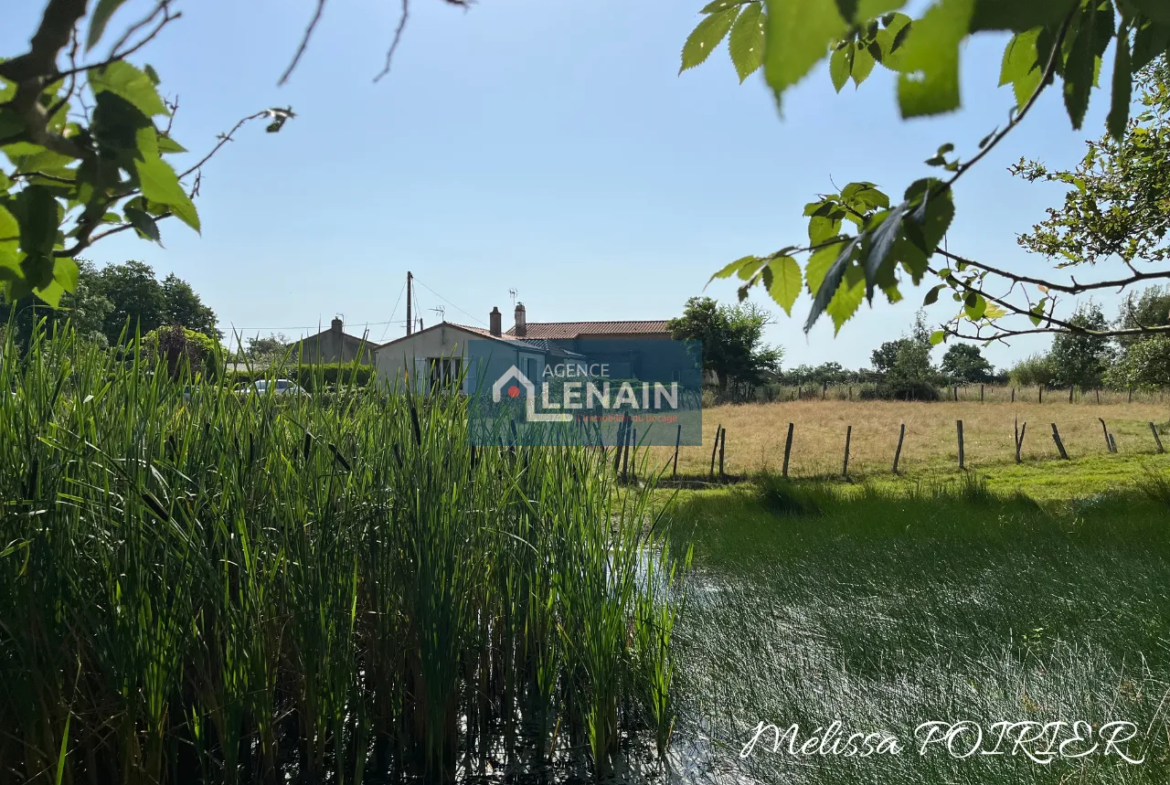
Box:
428, 358, 462, 392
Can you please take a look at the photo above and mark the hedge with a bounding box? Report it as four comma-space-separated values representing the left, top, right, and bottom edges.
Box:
224, 364, 376, 392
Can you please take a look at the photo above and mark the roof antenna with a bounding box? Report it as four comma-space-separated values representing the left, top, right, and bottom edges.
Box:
431, 306, 445, 322
509, 288, 517, 308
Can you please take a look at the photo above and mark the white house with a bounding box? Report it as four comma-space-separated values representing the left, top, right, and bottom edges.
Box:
373, 306, 572, 394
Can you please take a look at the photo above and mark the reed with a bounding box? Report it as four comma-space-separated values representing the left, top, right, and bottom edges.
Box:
0, 321, 684, 783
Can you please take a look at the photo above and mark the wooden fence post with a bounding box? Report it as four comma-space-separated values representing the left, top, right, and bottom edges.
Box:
1095, 389, 1101, 404
842, 425, 852, 478
630, 428, 638, 481
980, 384, 984, 402
1068, 385, 1074, 404
1128, 388, 1133, 403
709, 424, 721, 479
1039, 385, 1043, 403
849, 385, 853, 400
1011, 387, 1015, 403
822, 381, 827, 400
1098, 418, 1113, 453
1108, 433, 1117, 454
1151, 422, 1165, 454
718, 428, 727, 480
672, 423, 681, 479
956, 420, 965, 469
613, 417, 626, 474
1014, 419, 1027, 464
953, 386, 959, 402
892, 423, 906, 475
782, 423, 794, 479
1051, 423, 1069, 460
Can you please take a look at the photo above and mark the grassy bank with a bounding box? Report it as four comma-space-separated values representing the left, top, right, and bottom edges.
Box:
668, 475, 1170, 784
0, 327, 685, 784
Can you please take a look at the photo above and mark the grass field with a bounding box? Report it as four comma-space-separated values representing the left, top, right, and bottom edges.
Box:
644, 400, 1170, 484
667, 476, 1170, 784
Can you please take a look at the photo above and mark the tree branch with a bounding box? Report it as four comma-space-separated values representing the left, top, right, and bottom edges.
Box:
279, 0, 328, 86
374, 0, 411, 83
936, 249, 1170, 294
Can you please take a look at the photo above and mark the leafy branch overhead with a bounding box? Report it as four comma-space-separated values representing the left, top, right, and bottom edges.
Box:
685, 0, 1170, 341
0, 0, 293, 306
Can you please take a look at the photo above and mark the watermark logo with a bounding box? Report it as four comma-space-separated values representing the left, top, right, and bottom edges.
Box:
468, 339, 703, 447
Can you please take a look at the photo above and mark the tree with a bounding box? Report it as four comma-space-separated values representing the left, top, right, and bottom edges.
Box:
940, 344, 994, 383
243, 333, 291, 363
161, 274, 219, 339
93, 260, 167, 344
869, 312, 940, 399
686, 2, 1170, 346
1116, 285, 1170, 346
7, 258, 112, 349
1105, 284, 1170, 388
666, 296, 782, 396
1008, 354, 1058, 387
1048, 304, 1114, 388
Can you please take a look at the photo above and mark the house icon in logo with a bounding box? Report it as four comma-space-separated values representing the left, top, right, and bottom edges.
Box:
491, 365, 573, 423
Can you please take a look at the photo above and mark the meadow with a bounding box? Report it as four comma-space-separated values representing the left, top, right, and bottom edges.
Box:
0, 329, 685, 784
647, 398, 1170, 489
667, 475, 1170, 784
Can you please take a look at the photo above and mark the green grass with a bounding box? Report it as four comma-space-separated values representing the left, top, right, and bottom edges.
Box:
668, 475, 1170, 784
0, 323, 686, 784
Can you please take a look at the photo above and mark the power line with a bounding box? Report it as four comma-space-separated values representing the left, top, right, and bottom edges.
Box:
219, 319, 407, 333
412, 276, 488, 327
379, 278, 408, 342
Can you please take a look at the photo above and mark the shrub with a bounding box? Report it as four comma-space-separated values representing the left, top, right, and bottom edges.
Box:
1008, 353, 1057, 387
141, 324, 222, 379
225, 363, 376, 392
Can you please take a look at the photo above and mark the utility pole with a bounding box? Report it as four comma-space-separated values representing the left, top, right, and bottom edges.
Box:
406, 271, 413, 336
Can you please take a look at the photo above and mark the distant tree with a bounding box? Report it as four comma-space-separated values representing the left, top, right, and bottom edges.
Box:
1048, 304, 1114, 389
940, 344, 994, 384
667, 297, 782, 396
6, 260, 113, 350
162, 274, 220, 339
869, 312, 941, 400
244, 333, 291, 363
1105, 337, 1170, 391
1008, 354, 1058, 388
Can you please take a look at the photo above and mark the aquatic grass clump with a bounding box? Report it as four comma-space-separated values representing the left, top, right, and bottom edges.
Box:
0, 322, 685, 783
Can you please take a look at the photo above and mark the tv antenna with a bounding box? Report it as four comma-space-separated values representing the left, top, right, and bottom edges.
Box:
509, 288, 518, 308
431, 306, 445, 321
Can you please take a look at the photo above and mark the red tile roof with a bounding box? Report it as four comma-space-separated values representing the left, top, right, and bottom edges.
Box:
504, 320, 671, 340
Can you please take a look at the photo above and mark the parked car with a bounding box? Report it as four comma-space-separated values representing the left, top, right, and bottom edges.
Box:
235, 379, 310, 398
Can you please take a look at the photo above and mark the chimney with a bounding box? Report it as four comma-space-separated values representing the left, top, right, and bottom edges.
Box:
331, 317, 343, 335
514, 302, 526, 338
489, 306, 502, 337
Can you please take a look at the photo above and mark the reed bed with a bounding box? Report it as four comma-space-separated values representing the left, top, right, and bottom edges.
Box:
0, 324, 686, 784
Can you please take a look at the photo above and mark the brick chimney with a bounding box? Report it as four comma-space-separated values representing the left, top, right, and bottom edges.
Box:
489, 306, 502, 337
331, 317, 343, 335
514, 302, 526, 338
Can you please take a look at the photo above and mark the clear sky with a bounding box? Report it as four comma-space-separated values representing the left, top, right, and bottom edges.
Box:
3, 0, 1129, 370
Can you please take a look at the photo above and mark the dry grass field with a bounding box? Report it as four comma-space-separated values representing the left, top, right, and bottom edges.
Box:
645, 398, 1170, 480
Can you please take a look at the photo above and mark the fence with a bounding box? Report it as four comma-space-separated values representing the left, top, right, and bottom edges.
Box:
714, 383, 1170, 406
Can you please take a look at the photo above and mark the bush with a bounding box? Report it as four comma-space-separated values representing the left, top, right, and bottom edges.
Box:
141, 325, 222, 380
859, 379, 942, 401
1008, 353, 1057, 387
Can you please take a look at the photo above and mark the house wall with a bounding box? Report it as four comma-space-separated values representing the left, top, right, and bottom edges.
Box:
374, 325, 543, 394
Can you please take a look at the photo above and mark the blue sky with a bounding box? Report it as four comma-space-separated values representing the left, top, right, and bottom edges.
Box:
3, 0, 1127, 370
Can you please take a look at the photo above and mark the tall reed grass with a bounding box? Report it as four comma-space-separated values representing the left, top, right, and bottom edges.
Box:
0, 322, 686, 783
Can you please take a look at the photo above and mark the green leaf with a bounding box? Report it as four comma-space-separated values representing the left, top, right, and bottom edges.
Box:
701, 0, 744, 12
896, 0, 975, 118
904, 179, 955, 253
830, 44, 852, 92
999, 29, 1043, 109
964, 293, 987, 320
156, 134, 187, 154
851, 42, 877, 85
0, 203, 18, 258
1133, 21, 1170, 69
1062, 4, 1100, 131
929, 330, 946, 345
805, 237, 859, 332
764, 0, 847, 107
841, 182, 890, 211
923, 284, 945, 305
1107, 29, 1132, 142
133, 129, 200, 232
765, 255, 802, 315
1128, 0, 1170, 25
708, 255, 760, 284
729, 2, 767, 81
89, 61, 169, 118
863, 202, 910, 301
681, 7, 741, 73
125, 205, 162, 243
826, 263, 866, 333
809, 214, 844, 245
144, 64, 161, 86
834, 0, 859, 22
970, 0, 1078, 32
87, 0, 133, 51
53, 256, 79, 292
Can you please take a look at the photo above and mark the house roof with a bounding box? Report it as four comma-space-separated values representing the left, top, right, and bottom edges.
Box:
373, 321, 581, 357
504, 320, 671, 340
